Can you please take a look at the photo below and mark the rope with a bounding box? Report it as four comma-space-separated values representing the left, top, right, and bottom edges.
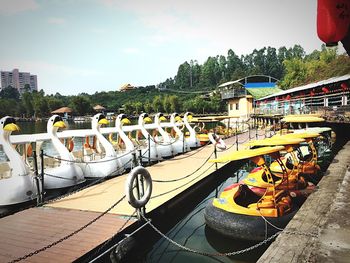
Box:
9, 195, 127, 263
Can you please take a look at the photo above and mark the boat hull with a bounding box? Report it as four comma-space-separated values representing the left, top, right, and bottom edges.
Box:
204, 201, 297, 241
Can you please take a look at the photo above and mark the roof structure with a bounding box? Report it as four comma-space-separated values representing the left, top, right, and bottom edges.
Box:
93, 104, 105, 111
258, 74, 350, 101
51, 107, 73, 114
120, 83, 135, 92
246, 87, 282, 99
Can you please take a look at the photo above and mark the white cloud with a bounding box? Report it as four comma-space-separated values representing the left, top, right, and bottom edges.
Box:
0, 0, 39, 15
48, 17, 66, 25
122, 47, 140, 54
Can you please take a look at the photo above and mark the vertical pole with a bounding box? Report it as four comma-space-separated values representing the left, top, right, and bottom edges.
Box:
214, 146, 218, 171
182, 134, 185, 154
227, 118, 231, 137
148, 134, 151, 166
33, 150, 42, 204
132, 152, 138, 168
138, 172, 145, 216
135, 173, 141, 220
235, 120, 239, 151
248, 123, 251, 140
40, 150, 45, 202
138, 149, 142, 167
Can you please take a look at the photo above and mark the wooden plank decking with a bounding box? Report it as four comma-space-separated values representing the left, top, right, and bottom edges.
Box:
0, 131, 261, 262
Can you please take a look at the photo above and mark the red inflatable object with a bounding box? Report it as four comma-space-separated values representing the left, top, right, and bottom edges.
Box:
317, 0, 350, 45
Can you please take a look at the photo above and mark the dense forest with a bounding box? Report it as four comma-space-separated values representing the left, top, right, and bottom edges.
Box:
0, 44, 349, 118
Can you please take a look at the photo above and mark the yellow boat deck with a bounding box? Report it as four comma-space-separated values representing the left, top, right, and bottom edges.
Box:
0, 131, 262, 262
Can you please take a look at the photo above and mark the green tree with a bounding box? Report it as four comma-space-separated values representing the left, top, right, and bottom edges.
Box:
144, 100, 152, 113
133, 101, 144, 114
175, 62, 191, 89
0, 86, 20, 100
46, 97, 64, 113
70, 96, 91, 115
152, 95, 163, 112
21, 92, 34, 117
162, 96, 171, 113
32, 94, 49, 117
169, 95, 180, 112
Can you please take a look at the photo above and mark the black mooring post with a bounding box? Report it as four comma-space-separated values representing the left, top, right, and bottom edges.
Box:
132, 152, 138, 168
248, 123, 251, 140
32, 150, 42, 204
182, 134, 185, 154
139, 172, 145, 216
135, 173, 141, 221
138, 149, 142, 167
235, 121, 239, 151
214, 146, 218, 171
40, 150, 45, 201
148, 134, 151, 166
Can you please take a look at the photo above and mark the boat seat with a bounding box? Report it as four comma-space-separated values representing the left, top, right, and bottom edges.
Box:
44, 157, 59, 168
0, 162, 11, 179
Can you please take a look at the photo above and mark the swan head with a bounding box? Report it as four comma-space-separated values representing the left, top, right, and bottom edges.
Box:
185, 112, 194, 122
47, 115, 66, 133
139, 113, 152, 124
155, 113, 167, 123
92, 113, 109, 129
0, 116, 20, 135
170, 113, 182, 123
116, 114, 131, 127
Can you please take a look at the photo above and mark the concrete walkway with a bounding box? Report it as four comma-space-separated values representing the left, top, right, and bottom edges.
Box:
258, 141, 350, 263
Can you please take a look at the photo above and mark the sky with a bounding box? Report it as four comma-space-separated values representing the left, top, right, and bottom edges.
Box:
0, 0, 345, 95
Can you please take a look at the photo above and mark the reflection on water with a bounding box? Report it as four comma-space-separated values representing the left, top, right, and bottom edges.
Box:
144, 170, 268, 263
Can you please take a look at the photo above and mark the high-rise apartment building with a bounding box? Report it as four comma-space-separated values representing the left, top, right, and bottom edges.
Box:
0, 68, 38, 93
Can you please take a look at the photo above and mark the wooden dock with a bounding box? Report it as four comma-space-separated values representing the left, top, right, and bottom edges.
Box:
0, 131, 262, 262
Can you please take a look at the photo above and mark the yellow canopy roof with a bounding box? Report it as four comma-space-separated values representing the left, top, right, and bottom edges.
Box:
190, 115, 239, 123
209, 146, 285, 163
247, 137, 305, 147
273, 132, 320, 139
281, 115, 325, 123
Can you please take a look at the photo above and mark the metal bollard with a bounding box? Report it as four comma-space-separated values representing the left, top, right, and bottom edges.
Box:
32, 150, 42, 204
40, 150, 45, 201
148, 135, 151, 165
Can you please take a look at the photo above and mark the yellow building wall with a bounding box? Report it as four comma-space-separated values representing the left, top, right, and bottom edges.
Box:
227, 96, 253, 119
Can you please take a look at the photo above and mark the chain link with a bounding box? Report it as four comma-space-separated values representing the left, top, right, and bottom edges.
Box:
9, 195, 127, 263
141, 213, 280, 257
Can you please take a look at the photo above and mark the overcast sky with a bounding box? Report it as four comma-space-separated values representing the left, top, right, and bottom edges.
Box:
0, 0, 345, 95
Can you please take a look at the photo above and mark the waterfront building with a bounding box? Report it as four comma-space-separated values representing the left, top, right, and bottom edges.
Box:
120, 83, 135, 92
255, 74, 350, 115
0, 68, 38, 93
218, 75, 281, 120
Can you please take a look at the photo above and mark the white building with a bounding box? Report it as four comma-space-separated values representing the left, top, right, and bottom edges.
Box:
0, 68, 38, 93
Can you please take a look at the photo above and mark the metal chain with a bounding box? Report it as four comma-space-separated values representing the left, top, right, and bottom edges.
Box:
41, 158, 133, 205
44, 148, 135, 164
153, 151, 214, 183
141, 213, 280, 257
84, 210, 138, 262
9, 195, 127, 263
258, 209, 318, 238
151, 163, 215, 199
